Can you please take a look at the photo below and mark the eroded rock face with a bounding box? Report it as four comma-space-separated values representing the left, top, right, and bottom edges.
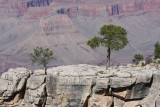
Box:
0, 64, 160, 107
0, 68, 30, 106
39, 14, 78, 35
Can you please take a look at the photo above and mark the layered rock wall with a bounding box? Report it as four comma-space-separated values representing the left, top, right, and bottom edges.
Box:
1, 0, 160, 18
0, 64, 160, 107
107, 0, 160, 16
39, 14, 78, 35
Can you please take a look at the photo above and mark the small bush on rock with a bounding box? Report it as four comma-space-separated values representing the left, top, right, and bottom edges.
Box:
132, 54, 144, 65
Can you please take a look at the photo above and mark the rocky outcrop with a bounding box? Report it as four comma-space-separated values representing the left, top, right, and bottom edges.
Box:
0, 68, 30, 106
0, 64, 160, 107
22, 69, 47, 107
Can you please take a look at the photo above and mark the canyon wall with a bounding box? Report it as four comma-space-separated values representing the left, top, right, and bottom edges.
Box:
1, 0, 160, 19
0, 64, 160, 107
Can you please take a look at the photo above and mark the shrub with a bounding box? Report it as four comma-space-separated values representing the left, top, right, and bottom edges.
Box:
132, 54, 144, 65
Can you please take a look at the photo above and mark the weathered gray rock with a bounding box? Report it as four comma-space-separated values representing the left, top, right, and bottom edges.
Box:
0, 68, 30, 98
46, 74, 58, 98
139, 71, 160, 107
109, 77, 136, 88
0, 64, 160, 107
27, 75, 46, 90
23, 72, 47, 107
155, 96, 160, 107
0, 79, 9, 95
98, 72, 114, 78
33, 69, 45, 76
28, 84, 46, 105
126, 83, 150, 100
0, 68, 30, 106
135, 71, 152, 84
93, 78, 109, 94
114, 71, 131, 78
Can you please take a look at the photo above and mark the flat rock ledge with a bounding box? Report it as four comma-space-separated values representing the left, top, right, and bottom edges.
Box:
0, 64, 160, 107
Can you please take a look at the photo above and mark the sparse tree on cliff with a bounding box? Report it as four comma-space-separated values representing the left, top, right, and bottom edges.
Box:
132, 54, 144, 65
30, 47, 56, 74
87, 24, 129, 69
154, 42, 160, 60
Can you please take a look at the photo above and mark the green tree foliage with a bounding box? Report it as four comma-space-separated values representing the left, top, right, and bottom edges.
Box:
132, 54, 144, 65
30, 47, 56, 74
87, 24, 129, 69
154, 42, 160, 59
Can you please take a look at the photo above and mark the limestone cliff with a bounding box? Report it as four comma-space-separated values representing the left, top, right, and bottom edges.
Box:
0, 64, 160, 107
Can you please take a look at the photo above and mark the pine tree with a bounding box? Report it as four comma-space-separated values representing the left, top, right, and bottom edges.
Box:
30, 47, 56, 74
87, 24, 129, 69
154, 42, 160, 59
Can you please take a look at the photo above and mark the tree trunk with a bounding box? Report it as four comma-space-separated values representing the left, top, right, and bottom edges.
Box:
44, 65, 47, 75
106, 47, 111, 69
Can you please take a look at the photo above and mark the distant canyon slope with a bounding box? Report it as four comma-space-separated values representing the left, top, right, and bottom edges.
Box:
0, 0, 160, 72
